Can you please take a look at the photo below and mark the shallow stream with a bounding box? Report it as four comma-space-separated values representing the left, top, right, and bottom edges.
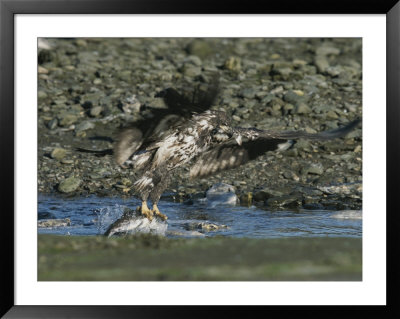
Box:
38, 194, 362, 238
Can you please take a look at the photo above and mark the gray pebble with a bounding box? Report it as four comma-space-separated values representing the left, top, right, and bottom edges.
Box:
47, 118, 58, 130
50, 148, 67, 160
75, 120, 95, 133
90, 106, 103, 117
295, 102, 312, 114
59, 113, 78, 127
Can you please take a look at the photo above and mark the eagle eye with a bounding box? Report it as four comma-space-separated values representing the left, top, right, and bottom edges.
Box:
211, 128, 219, 135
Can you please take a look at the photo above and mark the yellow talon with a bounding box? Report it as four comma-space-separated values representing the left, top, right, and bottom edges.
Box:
152, 204, 168, 221
140, 201, 153, 221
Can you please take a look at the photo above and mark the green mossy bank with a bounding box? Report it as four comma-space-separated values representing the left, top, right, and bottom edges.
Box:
38, 234, 361, 281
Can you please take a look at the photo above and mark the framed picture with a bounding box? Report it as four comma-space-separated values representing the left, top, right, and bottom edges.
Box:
1, 0, 397, 317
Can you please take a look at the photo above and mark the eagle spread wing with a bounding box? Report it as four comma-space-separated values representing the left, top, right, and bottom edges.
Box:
189, 119, 361, 178
114, 75, 220, 166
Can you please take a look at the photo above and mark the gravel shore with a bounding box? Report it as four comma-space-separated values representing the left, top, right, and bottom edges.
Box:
38, 38, 362, 210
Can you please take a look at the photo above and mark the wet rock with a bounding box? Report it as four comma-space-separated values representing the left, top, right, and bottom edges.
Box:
317, 182, 362, 195
266, 194, 303, 208
302, 196, 325, 210
38, 218, 71, 228
58, 176, 82, 193
296, 186, 324, 197
50, 148, 67, 160
239, 192, 253, 206
253, 187, 289, 202
184, 222, 228, 232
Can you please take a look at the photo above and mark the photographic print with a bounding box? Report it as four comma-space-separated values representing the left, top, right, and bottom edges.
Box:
37, 37, 362, 281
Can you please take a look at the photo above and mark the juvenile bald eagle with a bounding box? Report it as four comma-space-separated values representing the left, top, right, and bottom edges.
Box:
112, 79, 360, 221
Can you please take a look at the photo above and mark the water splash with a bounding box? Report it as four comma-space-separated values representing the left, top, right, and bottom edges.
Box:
95, 204, 168, 237
95, 204, 125, 234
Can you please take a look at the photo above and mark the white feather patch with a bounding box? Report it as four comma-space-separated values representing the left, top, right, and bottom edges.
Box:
132, 152, 152, 168
134, 176, 154, 189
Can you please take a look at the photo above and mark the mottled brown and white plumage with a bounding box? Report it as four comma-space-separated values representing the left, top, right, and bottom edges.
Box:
113, 78, 360, 221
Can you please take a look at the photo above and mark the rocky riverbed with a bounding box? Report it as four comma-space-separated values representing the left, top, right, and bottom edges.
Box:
38, 38, 362, 210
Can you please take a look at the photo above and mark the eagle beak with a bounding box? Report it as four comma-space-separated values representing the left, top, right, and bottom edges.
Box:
235, 134, 242, 146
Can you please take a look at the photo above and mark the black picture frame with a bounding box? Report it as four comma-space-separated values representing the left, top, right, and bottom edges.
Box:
1, 0, 398, 317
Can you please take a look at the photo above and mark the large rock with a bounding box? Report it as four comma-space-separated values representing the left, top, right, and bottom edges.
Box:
206, 183, 238, 206
58, 176, 82, 193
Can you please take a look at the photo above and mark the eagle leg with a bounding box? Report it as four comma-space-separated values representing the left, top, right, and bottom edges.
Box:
152, 204, 168, 221
137, 201, 154, 221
